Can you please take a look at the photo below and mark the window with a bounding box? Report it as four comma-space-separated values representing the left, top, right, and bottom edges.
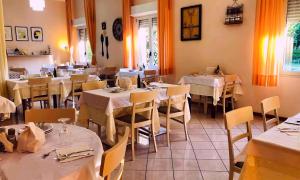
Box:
77, 28, 92, 64
283, 0, 300, 72
137, 16, 158, 69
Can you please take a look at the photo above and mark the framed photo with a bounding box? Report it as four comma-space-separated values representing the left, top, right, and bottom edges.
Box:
30, 27, 43, 41
4, 26, 13, 41
181, 4, 202, 41
15, 26, 29, 41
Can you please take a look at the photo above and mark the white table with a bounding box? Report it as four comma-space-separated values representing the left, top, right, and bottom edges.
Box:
240, 113, 300, 179
0, 124, 103, 180
178, 74, 243, 115
78, 83, 191, 145
6, 75, 99, 107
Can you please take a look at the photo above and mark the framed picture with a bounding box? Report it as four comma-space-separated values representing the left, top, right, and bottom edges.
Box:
30, 27, 43, 41
4, 26, 13, 41
15, 26, 29, 41
181, 4, 202, 41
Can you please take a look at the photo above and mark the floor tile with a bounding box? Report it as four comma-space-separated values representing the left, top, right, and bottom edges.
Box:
173, 159, 199, 170
192, 141, 214, 150
208, 134, 228, 141
189, 134, 210, 142
146, 171, 174, 180
123, 170, 146, 180
198, 159, 226, 171
202, 171, 229, 180
147, 159, 173, 170
171, 141, 193, 150
172, 149, 196, 159
148, 149, 172, 159
174, 171, 203, 180
194, 149, 220, 160
124, 159, 148, 171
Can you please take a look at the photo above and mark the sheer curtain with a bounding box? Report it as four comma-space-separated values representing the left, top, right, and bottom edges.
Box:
84, 0, 97, 65
158, 0, 174, 75
0, 0, 8, 96
252, 0, 287, 86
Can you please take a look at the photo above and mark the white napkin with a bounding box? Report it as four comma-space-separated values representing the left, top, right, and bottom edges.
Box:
56, 145, 94, 163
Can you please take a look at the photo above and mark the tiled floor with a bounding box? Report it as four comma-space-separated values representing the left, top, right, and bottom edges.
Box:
122, 106, 264, 180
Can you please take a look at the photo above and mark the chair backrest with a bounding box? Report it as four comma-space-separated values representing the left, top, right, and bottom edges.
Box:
9, 68, 28, 75
103, 67, 117, 75
223, 74, 237, 97
73, 65, 85, 69
28, 77, 52, 98
261, 96, 280, 131
25, 108, 76, 124
144, 70, 158, 83
130, 91, 157, 120
100, 127, 129, 180
71, 74, 89, 92
225, 106, 253, 166
131, 76, 138, 85
82, 80, 107, 91
144, 70, 157, 76
57, 65, 69, 70
167, 85, 190, 107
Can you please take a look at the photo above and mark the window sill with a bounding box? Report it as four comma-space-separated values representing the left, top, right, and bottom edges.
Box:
280, 71, 300, 77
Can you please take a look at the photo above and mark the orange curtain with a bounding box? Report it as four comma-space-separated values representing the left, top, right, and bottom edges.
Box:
252, 0, 287, 86
65, 0, 73, 63
122, 0, 136, 69
158, 0, 174, 75
84, 0, 97, 65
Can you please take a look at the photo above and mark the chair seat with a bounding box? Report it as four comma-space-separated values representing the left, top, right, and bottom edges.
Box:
158, 106, 181, 114
116, 114, 149, 124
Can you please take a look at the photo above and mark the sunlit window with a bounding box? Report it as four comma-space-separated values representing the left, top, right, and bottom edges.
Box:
283, 0, 300, 72
77, 28, 92, 64
137, 16, 158, 69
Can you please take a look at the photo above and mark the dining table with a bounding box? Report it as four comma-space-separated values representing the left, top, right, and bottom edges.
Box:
178, 74, 243, 117
78, 82, 191, 145
240, 113, 300, 180
6, 75, 100, 108
0, 124, 103, 180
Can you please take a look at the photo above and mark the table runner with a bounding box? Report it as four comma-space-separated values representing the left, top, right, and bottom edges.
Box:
0, 124, 103, 180
7, 75, 99, 106
240, 114, 300, 180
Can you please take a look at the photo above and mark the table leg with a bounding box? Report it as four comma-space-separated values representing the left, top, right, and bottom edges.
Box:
211, 105, 217, 118
53, 95, 58, 108
204, 96, 208, 114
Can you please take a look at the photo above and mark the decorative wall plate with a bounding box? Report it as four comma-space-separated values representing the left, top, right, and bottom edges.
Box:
112, 18, 123, 41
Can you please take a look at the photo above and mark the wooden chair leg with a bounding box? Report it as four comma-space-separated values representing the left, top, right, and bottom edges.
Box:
40, 101, 43, 109
151, 123, 157, 153
166, 116, 170, 147
229, 168, 234, 180
131, 127, 135, 161
64, 100, 68, 108
183, 118, 188, 141
231, 97, 235, 110
223, 98, 226, 114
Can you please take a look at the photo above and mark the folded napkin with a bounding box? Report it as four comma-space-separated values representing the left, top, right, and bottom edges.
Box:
117, 77, 132, 90
56, 145, 94, 163
0, 132, 14, 152
17, 122, 46, 153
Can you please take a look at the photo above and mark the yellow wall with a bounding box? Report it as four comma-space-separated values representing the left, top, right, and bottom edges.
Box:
3, 0, 69, 70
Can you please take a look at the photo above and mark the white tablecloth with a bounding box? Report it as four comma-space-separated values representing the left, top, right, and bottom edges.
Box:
178, 75, 243, 105
7, 75, 99, 106
0, 124, 103, 180
0, 96, 16, 114
240, 113, 300, 180
78, 83, 191, 145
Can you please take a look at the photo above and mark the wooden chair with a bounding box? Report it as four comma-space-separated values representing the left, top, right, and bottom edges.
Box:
115, 91, 158, 160
25, 108, 76, 124
82, 80, 107, 91
225, 106, 253, 180
143, 70, 158, 84
261, 96, 280, 131
73, 64, 85, 69
101, 67, 118, 87
57, 65, 69, 70
220, 75, 237, 114
28, 77, 52, 109
65, 74, 88, 107
100, 127, 129, 180
9, 67, 28, 75
158, 85, 190, 147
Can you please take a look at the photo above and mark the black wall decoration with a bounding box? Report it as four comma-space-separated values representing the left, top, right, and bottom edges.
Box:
112, 18, 123, 41
225, 0, 243, 25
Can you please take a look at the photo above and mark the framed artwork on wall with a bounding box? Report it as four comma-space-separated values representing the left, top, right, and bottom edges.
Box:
4, 26, 13, 41
30, 27, 43, 41
181, 4, 202, 41
15, 26, 29, 41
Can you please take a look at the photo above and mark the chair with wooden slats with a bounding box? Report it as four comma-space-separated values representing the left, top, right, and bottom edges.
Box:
158, 85, 190, 147
261, 96, 280, 131
65, 74, 88, 107
25, 108, 76, 124
100, 127, 129, 180
28, 77, 52, 109
101, 67, 118, 87
82, 80, 107, 91
143, 70, 158, 85
221, 74, 237, 114
225, 106, 253, 180
115, 91, 158, 161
